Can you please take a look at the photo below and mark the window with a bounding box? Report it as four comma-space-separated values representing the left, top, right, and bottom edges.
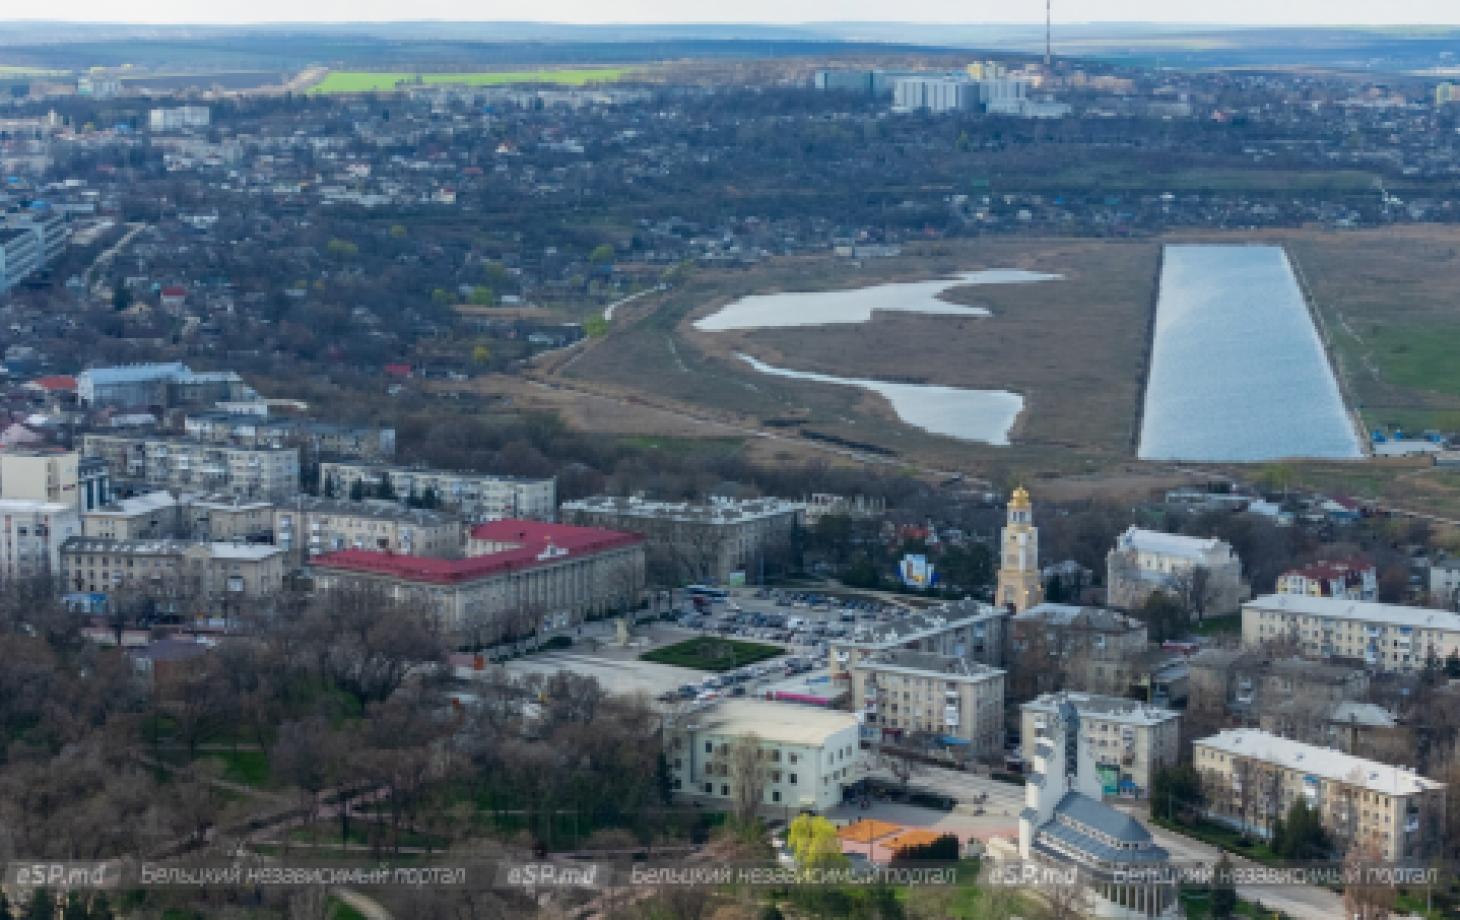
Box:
789, 773, 798, 785
772, 790, 781, 803
705, 742, 713, 754
720, 785, 729, 796
704, 783, 712, 794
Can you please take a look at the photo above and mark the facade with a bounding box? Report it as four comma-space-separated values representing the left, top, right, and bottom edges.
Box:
318, 461, 554, 521
995, 486, 1044, 612
59, 537, 286, 604
1008, 604, 1151, 698
275, 498, 461, 563
1020, 692, 1181, 799
185, 496, 275, 542
665, 700, 862, 812
1017, 701, 1178, 919
1106, 527, 1244, 616
1277, 557, 1377, 601
0, 449, 78, 506
1241, 593, 1460, 673
148, 106, 210, 132
892, 76, 979, 113
1429, 558, 1460, 609
1187, 649, 1370, 732
802, 492, 885, 526
1194, 729, 1445, 861
561, 494, 802, 584
0, 499, 82, 578
184, 412, 396, 461
83, 491, 182, 540
829, 599, 1006, 677
0, 209, 68, 292
851, 650, 1005, 761
310, 519, 644, 638
81, 434, 299, 501
76, 363, 255, 410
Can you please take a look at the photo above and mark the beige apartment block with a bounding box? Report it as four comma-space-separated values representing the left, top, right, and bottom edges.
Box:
274, 497, 461, 563
1242, 593, 1460, 673
851, 650, 1005, 761
1194, 728, 1444, 861
60, 537, 286, 605
1021, 692, 1181, 798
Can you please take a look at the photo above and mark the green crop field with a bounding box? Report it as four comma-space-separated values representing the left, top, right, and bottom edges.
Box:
641, 637, 783, 671
310, 68, 634, 94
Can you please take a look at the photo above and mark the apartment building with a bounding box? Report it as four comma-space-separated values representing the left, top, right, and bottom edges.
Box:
1242, 593, 1460, 673
665, 700, 862, 812
560, 495, 802, 584
0, 498, 82, 578
184, 412, 396, 461
851, 650, 1005, 761
185, 496, 275, 542
59, 537, 286, 603
309, 520, 644, 638
1021, 692, 1181, 799
1277, 557, 1377, 602
319, 461, 555, 522
274, 498, 461, 563
1194, 729, 1445, 861
1008, 603, 1151, 699
82, 434, 299, 501
1106, 527, 1245, 615
1188, 649, 1370, 728
0, 209, 68, 293
829, 599, 1006, 678
0, 449, 110, 513
83, 491, 181, 540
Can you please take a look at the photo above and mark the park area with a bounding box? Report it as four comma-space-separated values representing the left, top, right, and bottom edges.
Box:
640, 636, 783, 671
309, 67, 634, 93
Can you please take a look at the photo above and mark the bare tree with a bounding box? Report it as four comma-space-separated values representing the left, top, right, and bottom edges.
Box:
727, 732, 768, 827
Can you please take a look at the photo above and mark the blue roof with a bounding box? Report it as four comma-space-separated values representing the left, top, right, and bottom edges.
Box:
1054, 792, 1155, 845
80, 363, 191, 385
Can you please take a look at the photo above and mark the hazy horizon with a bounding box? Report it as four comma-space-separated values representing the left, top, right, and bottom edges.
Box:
5, 2, 1460, 28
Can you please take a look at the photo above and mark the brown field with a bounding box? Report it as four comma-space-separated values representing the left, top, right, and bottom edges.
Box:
536, 225, 1460, 512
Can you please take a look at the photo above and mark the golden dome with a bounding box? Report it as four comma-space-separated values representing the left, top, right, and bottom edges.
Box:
1009, 485, 1031, 508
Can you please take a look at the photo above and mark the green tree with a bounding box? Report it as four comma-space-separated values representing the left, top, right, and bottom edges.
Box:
1137, 591, 1186, 643
1151, 764, 1204, 822
431, 287, 452, 305
468, 285, 496, 306
472, 344, 492, 364
1211, 853, 1238, 919
787, 814, 847, 874
111, 281, 132, 312
1273, 799, 1329, 860
583, 315, 609, 337
326, 238, 359, 259
63, 892, 87, 920
26, 889, 55, 920
589, 243, 615, 265
389, 223, 407, 239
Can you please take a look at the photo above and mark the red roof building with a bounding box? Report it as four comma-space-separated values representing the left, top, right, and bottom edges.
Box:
1276, 556, 1377, 602
311, 519, 645, 636
383, 363, 413, 379
26, 375, 77, 393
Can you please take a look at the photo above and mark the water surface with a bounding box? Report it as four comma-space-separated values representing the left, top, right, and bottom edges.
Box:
1138, 245, 1360, 461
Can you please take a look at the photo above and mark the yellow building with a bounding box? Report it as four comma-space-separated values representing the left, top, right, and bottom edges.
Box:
996, 486, 1044, 612
1194, 729, 1444, 861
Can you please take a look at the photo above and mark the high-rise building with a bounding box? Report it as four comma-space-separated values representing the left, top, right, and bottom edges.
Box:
996, 486, 1043, 612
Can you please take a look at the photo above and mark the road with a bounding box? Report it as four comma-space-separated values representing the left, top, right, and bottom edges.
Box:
83, 221, 147, 293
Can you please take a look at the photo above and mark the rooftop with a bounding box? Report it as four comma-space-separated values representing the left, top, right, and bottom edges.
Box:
1195, 729, 1443, 796
1115, 526, 1232, 561
686, 699, 858, 746
320, 460, 550, 485
562, 494, 804, 523
1245, 593, 1460, 632
842, 599, 1001, 648
855, 648, 1004, 681
312, 519, 641, 585
61, 536, 283, 561
1023, 691, 1179, 727
1015, 603, 1145, 632
88, 490, 178, 517
286, 497, 457, 526
0, 498, 74, 514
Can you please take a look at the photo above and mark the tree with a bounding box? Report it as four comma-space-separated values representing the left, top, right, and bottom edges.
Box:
1136, 591, 1186, 643
890, 832, 960, 864
1211, 853, 1238, 919
25, 889, 55, 920
727, 733, 768, 828
375, 474, 396, 501
110, 282, 131, 312
1343, 843, 1396, 920
468, 285, 495, 306
348, 478, 365, 502
471, 344, 492, 364
588, 243, 615, 265
1272, 798, 1330, 860
1151, 764, 1203, 823
786, 814, 845, 874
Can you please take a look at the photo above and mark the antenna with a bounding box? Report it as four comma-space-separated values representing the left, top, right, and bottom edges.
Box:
1045, 0, 1053, 69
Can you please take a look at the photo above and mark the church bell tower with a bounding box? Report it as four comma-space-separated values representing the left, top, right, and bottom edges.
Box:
996, 486, 1044, 612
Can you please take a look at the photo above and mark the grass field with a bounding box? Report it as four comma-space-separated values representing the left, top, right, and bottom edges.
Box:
311, 68, 633, 94
641, 637, 783, 671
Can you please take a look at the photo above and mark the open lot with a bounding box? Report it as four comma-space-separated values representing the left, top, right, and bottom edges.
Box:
309, 68, 634, 93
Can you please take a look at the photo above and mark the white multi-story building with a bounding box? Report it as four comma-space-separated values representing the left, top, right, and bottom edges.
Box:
1194, 729, 1445, 861
851, 650, 1005, 761
0, 498, 82, 578
81, 434, 299, 501
148, 105, 210, 132
665, 700, 862, 812
829, 599, 1006, 677
83, 491, 181, 541
1106, 526, 1244, 615
274, 498, 461, 563
318, 461, 555, 522
1242, 593, 1460, 672
892, 76, 978, 113
1021, 692, 1181, 799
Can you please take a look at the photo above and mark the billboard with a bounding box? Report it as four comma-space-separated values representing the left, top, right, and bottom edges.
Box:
900, 554, 937, 589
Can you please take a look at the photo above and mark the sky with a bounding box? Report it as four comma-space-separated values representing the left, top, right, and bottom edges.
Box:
9, 1, 1460, 26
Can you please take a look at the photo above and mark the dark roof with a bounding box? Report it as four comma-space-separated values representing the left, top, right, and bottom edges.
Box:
1055, 792, 1153, 845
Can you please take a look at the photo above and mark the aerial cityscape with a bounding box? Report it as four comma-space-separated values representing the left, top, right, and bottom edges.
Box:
5, 7, 1460, 920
